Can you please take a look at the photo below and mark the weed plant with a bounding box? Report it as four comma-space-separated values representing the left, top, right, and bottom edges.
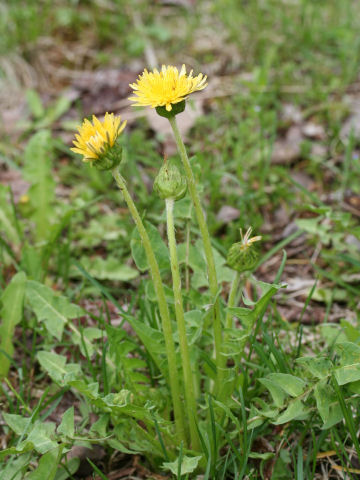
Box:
1, 1, 360, 479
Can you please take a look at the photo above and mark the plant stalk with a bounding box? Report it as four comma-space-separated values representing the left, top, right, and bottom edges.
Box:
168, 116, 222, 392
166, 198, 199, 450
112, 168, 186, 443
219, 271, 243, 401
225, 271, 242, 332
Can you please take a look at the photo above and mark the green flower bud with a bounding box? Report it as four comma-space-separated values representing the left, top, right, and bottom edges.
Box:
227, 227, 261, 273
156, 100, 186, 118
154, 160, 187, 201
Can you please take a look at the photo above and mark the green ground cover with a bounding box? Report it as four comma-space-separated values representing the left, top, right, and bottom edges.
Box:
1, 0, 360, 478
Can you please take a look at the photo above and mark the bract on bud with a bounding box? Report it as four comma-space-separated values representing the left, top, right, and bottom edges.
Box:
154, 160, 187, 201
227, 227, 262, 273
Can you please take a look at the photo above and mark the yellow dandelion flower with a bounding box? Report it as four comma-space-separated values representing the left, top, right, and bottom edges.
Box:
71, 113, 126, 162
129, 64, 207, 112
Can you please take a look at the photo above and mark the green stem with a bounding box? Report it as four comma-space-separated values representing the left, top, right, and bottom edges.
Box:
166, 198, 200, 450
168, 115, 222, 391
185, 218, 191, 304
112, 168, 186, 443
219, 271, 242, 401
225, 271, 242, 332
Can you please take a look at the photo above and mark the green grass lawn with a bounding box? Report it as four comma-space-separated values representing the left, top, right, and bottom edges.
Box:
1, 0, 360, 478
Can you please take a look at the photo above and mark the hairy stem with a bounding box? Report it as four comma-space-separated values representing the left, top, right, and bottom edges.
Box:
166, 198, 199, 450
219, 271, 242, 400
112, 168, 186, 443
168, 116, 222, 392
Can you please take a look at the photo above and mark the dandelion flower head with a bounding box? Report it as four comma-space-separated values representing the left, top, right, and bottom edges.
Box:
71, 113, 126, 162
129, 65, 207, 112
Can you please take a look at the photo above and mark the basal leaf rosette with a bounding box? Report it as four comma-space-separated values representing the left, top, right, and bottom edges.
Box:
71, 113, 126, 170
129, 65, 207, 118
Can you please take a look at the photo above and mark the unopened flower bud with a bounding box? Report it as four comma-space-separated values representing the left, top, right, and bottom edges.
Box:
227, 227, 262, 273
154, 160, 187, 201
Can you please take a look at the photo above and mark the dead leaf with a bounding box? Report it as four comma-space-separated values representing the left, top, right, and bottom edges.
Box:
0, 169, 30, 202
72, 69, 134, 115
302, 122, 325, 139
216, 205, 240, 223
271, 126, 303, 165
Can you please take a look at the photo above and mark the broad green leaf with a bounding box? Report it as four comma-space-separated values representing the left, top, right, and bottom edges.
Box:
341, 320, 360, 342
37, 351, 69, 384
296, 218, 331, 244
0, 184, 21, 244
26, 280, 83, 340
320, 323, 347, 345
296, 356, 332, 379
130, 221, 170, 272
57, 407, 74, 438
228, 281, 281, 332
27, 446, 61, 480
162, 455, 202, 476
75, 214, 127, 249
314, 381, 333, 424
321, 403, 343, 429
107, 438, 141, 455
26, 422, 57, 454
266, 373, 306, 397
252, 399, 279, 422
113, 417, 163, 454
258, 378, 286, 407
3, 412, 31, 435
191, 240, 233, 288
0, 452, 31, 480
173, 196, 193, 219
71, 327, 102, 357
226, 306, 256, 330
334, 363, 360, 385
68, 380, 99, 399
26, 89, 45, 119
145, 280, 174, 304
23, 130, 55, 241
121, 316, 166, 376
21, 244, 44, 281
335, 342, 360, 366
53, 457, 80, 480
90, 414, 109, 437
177, 243, 207, 273
36, 95, 72, 128
76, 256, 138, 282
0, 271, 26, 377
222, 329, 249, 356
70, 386, 155, 424
253, 281, 283, 318
273, 399, 307, 424
184, 309, 204, 345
